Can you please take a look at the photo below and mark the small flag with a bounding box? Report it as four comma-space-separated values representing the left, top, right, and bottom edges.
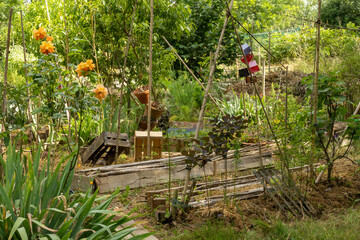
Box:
241, 43, 252, 56
241, 54, 253, 64
249, 60, 260, 74
238, 68, 250, 78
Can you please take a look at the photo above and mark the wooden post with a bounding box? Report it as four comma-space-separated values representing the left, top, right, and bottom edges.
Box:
311, 0, 322, 179
262, 59, 266, 99
171, 189, 178, 219
256, 92, 263, 168
63, 2, 72, 147
268, 32, 271, 72
147, 0, 154, 157
115, 0, 137, 164
2, 8, 13, 132
250, 15, 254, 49
258, 45, 261, 64
45, 0, 51, 22
20, 10, 32, 123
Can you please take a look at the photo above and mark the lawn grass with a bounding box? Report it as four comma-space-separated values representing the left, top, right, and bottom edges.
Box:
165, 207, 360, 240
247, 207, 360, 240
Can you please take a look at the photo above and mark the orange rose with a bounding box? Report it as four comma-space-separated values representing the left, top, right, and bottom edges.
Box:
93, 84, 108, 101
39, 41, 55, 55
76, 59, 96, 76
33, 27, 47, 40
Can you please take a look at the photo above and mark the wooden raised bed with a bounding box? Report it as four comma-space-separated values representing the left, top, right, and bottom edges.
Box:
75, 142, 276, 193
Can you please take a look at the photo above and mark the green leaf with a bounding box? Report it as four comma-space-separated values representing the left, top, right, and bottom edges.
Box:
8, 217, 26, 240
17, 227, 28, 240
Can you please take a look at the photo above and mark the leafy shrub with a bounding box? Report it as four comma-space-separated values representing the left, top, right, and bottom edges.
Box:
164, 71, 203, 122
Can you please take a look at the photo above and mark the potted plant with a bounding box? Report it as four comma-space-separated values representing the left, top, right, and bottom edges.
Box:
145, 101, 165, 119
133, 86, 149, 104
138, 115, 158, 130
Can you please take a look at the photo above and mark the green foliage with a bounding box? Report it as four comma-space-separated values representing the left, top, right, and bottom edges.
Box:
303, 73, 358, 180
208, 114, 247, 158
217, 90, 245, 118
321, 0, 360, 26
0, 144, 148, 239
164, 71, 203, 122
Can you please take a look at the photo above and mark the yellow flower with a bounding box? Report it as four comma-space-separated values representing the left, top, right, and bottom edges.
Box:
78, 164, 81, 167
39, 41, 55, 55
93, 84, 108, 101
33, 27, 47, 40
76, 59, 96, 76
46, 36, 53, 42
90, 181, 93, 185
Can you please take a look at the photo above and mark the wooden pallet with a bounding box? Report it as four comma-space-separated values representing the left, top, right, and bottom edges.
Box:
81, 131, 130, 165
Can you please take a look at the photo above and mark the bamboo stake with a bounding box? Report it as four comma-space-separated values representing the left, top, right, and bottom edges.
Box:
91, 11, 100, 75
64, 0, 72, 147
268, 32, 271, 72
184, 0, 234, 205
147, 0, 154, 156
20, 11, 32, 123
194, 0, 234, 140
2, 8, 13, 133
255, 95, 263, 168
311, 0, 322, 179
262, 59, 266, 99
45, 0, 51, 22
115, 0, 137, 164
162, 36, 224, 115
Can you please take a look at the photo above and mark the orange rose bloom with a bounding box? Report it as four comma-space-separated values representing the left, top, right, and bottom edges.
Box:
39, 41, 55, 55
76, 59, 96, 76
93, 84, 108, 101
33, 27, 47, 40
46, 36, 53, 42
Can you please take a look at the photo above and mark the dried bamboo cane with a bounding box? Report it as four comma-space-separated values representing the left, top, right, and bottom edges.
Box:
147, 0, 154, 157
115, 0, 138, 164
2, 8, 13, 133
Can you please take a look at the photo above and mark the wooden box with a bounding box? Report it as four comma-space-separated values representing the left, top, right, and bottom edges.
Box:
134, 131, 162, 161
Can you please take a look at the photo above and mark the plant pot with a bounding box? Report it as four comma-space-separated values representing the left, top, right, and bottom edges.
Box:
145, 102, 165, 119
138, 116, 158, 131
133, 86, 149, 104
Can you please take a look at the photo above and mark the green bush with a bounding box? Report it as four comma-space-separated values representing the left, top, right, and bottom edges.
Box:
164, 71, 203, 122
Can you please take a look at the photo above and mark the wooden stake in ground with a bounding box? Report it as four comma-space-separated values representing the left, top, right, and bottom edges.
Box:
182, 0, 234, 204
194, 0, 234, 140
147, 0, 154, 156
45, 0, 51, 22
262, 59, 266, 99
268, 32, 271, 72
2, 8, 13, 132
63, 1, 72, 148
310, 0, 322, 179
20, 10, 32, 123
115, 0, 137, 164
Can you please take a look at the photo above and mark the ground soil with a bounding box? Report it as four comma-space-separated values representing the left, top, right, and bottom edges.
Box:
107, 157, 360, 239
